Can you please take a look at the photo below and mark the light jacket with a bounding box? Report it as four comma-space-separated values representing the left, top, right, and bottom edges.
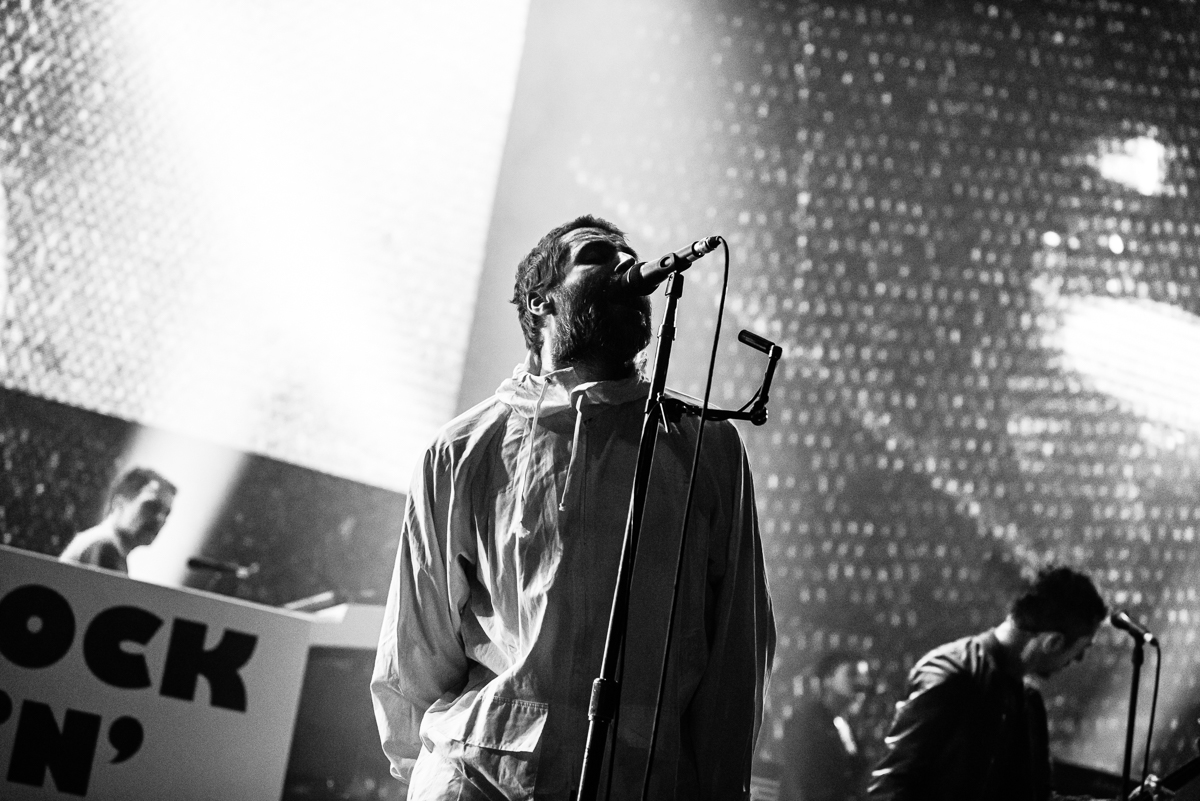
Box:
371, 362, 775, 800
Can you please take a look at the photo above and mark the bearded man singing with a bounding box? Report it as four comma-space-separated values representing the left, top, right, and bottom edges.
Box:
372, 215, 775, 800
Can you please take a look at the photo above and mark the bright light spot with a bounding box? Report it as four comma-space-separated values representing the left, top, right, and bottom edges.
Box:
1057, 296, 1200, 433
1107, 233, 1125, 254
1139, 421, 1186, 452
1067, 236, 1081, 249
1096, 135, 1168, 196
1042, 231, 1062, 248
114, 0, 531, 492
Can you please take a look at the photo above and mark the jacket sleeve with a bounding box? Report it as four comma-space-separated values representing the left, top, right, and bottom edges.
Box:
867, 667, 967, 801
686, 430, 776, 800
371, 443, 471, 787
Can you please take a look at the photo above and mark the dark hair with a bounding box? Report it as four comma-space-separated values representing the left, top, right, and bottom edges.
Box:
510, 214, 628, 353
814, 649, 864, 682
108, 467, 176, 512
1010, 565, 1107, 641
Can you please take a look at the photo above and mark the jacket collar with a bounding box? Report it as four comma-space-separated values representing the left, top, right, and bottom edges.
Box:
494, 357, 648, 423
495, 358, 649, 514
983, 628, 1026, 682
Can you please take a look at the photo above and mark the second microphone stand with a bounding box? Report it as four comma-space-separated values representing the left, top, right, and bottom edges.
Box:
1120, 639, 1145, 801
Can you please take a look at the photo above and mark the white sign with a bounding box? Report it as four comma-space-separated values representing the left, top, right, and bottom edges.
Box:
0, 546, 311, 801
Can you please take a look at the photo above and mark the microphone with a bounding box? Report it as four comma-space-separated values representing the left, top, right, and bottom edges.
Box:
618, 236, 721, 295
1110, 611, 1158, 646
187, 555, 259, 581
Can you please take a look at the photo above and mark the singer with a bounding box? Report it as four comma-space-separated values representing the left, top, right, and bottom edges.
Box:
371, 215, 775, 799
59, 466, 176, 575
868, 566, 1168, 801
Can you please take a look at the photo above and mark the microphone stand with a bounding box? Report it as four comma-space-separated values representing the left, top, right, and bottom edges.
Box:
574, 265, 783, 801
1120, 639, 1145, 801
576, 270, 686, 801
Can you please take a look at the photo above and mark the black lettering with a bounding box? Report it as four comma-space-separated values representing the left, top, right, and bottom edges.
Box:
0, 584, 75, 669
159, 618, 257, 711
108, 716, 143, 764
83, 605, 163, 689
0, 690, 10, 724
7, 701, 100, 796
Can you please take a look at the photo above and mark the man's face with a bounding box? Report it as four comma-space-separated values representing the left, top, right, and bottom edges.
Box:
826, 660, 872, 716
113, 480, 175, 548
546, 227, 652, 373
1031, 630, 1096, 679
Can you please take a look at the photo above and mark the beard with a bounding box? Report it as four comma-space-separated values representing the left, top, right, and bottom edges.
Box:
550, 270, 652, 376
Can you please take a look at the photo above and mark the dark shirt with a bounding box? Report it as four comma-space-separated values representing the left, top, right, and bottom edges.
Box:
780, 696, 868, 801
868, 630, 1052, 801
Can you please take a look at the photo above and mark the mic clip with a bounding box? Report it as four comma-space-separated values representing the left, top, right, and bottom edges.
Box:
659, 330, 783, 427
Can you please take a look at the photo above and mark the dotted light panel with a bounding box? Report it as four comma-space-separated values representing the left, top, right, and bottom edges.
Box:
558, 0, 1200, 776
0, 0, 529, 492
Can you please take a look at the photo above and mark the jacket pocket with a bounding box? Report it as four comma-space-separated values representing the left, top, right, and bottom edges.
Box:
459, 694, 548, 753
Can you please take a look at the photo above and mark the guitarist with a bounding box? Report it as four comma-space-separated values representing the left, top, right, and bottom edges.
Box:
868, 566, 1172, 801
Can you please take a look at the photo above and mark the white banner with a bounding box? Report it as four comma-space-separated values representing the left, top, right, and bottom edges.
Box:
0, 545, 311, 801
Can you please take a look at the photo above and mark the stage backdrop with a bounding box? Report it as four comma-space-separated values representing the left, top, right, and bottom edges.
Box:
0, 0, 529, 494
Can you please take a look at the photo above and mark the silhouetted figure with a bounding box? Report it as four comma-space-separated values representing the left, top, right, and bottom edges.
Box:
780, 650, 872, 801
